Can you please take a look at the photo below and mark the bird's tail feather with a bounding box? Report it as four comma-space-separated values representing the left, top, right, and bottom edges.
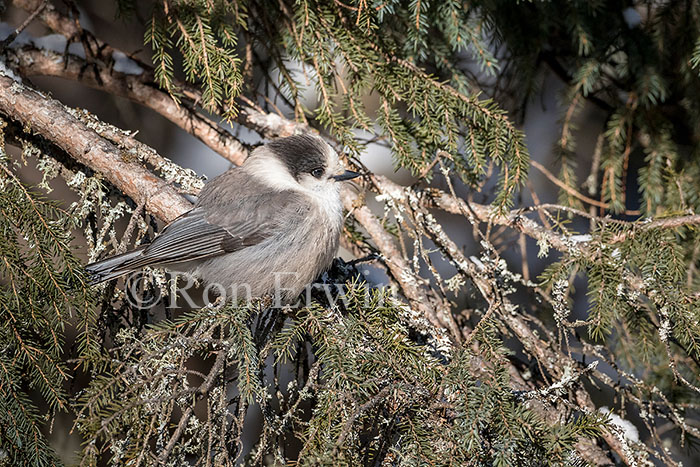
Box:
85, 247, 146, 284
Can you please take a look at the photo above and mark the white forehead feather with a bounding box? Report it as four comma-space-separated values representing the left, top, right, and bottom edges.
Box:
244, 148, 300, 191
243, 135, 341, 191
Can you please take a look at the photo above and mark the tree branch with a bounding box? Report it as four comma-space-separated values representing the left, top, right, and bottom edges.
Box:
11, 0, 115, 57
8, 46, 248, 165
0, 73, 192, 223
0, 0, 46, 51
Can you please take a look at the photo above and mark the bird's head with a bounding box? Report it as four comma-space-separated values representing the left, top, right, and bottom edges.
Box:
245, 134, 360, 193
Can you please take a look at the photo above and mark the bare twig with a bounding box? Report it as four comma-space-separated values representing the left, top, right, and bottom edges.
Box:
0, 0, 47, 51
157, 348, 229, 463
532, 159, 618, 211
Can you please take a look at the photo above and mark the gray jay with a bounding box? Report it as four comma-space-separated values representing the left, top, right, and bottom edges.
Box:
86, 134, 360, 302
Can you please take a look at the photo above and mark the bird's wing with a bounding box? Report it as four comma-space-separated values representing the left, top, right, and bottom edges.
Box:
119, 190, 304, 270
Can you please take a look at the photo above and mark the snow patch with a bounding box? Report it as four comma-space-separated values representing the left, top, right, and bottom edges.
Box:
0, 59, 21, 82
32, 34, 86, 58
599, 407, 640, 442
112, 51, 144, 75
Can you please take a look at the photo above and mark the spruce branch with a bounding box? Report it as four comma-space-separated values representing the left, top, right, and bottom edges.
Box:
14, 39, 695, 373
0, 126, 94, 464
0, 69, 620, 460
2, 2, 699, 463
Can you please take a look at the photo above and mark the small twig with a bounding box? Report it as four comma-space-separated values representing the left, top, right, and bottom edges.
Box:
333, 385, 392, 453
531, 159, 609, 209
346, 254, 381, 266
157, 348, 228, 463
116, 199, 146, 255
0, 0, 47, 51
518, 233, 530, 282
464, 302, 499, 347
417, 153, 440, 179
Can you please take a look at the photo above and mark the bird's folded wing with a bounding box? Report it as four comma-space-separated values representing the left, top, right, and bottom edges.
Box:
120, 208, 271, 270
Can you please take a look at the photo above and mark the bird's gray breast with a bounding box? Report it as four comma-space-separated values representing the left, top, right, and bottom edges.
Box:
191, 172, 343, 301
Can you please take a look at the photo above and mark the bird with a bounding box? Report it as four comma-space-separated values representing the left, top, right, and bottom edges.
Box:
85, 134, 360, 304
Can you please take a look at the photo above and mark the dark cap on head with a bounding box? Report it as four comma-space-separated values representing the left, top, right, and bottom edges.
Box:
266, 134, 329, 180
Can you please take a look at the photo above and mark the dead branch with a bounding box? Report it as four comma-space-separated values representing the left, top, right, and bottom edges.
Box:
0, 0, 46, 50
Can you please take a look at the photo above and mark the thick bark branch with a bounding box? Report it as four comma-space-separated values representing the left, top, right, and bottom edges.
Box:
12, 44, 672, 262
0, 74, 192, 223
9, 46, 247, 165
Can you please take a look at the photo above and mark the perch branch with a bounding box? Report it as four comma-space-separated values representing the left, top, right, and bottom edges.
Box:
0, 74, 192, 223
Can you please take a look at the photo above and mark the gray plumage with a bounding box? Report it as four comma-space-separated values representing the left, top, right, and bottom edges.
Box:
86, 134, 359, 302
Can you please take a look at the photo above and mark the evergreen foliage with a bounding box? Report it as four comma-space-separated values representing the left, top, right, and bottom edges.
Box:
0, 124, 94, 465
75, 283, 607, 466
136, 0, 529, 211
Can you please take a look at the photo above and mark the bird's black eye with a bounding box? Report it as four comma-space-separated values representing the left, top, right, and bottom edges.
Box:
310, 167, 324, 179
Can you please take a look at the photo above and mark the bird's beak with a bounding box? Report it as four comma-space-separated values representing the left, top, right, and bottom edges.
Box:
332, 170, 361, 181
